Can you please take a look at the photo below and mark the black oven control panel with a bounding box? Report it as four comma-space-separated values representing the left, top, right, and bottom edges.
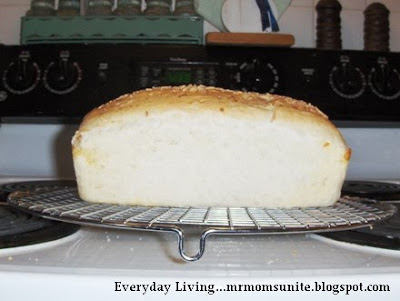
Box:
1, 44, 400, 124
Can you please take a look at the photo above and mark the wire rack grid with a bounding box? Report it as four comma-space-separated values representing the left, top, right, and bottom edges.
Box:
7, 186, 396, 261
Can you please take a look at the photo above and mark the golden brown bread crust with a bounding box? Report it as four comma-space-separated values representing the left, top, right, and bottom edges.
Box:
78, 85, 330, 132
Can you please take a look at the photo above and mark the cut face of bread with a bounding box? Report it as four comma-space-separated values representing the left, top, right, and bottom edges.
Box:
72, 85, 350, 208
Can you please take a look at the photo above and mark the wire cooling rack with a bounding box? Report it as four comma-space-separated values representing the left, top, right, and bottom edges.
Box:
7, 185, 396, 261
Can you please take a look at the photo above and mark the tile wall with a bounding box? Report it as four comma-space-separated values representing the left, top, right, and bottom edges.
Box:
0, 0, 399, 51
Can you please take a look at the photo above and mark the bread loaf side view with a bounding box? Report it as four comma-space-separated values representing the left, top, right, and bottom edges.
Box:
72, 85, 351, 208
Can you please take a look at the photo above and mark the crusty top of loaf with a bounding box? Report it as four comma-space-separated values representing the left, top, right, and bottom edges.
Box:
78, 85, 333, 132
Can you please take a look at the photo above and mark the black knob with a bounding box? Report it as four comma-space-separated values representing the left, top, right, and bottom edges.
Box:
369, 64, 400, 100
44, 58, 82, 94
329, 62, 366, 98
236, 59, 279, 93
3, 56, 40, 94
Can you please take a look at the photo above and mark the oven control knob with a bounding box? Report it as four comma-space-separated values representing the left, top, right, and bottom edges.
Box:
329, 62, 366, 99
43, 52, 82, 95
2, 52, 41, 94
368, 63, 400, 100
235, 59, 279, 93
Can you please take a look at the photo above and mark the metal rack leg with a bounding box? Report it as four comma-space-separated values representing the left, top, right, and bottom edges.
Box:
170, 228, 216, 262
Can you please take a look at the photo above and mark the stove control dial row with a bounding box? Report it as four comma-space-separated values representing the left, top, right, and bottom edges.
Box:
43, 51, 82, 95
2, 51, 41, 95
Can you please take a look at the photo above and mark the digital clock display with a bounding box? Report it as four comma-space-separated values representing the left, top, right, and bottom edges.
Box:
165, 69, 192, 84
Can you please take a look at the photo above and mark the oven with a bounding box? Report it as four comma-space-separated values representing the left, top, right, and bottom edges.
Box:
0, 44, 400, 300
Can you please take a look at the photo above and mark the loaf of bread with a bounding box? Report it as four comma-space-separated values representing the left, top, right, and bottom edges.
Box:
72, 85, 350, 208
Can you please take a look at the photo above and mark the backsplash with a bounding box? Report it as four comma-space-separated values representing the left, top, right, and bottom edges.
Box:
0, 0, 400, 50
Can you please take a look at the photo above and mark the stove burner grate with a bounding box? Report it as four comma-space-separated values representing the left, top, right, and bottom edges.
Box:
0, 180, 76, 201
342, 181, 400, 200
0, 207, 50, 236
320, 181, 400, 250
0, 180, 79, 249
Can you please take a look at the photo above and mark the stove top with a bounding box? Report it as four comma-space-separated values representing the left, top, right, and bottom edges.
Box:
0, 180, 79, 249
1, 178, 400, 301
